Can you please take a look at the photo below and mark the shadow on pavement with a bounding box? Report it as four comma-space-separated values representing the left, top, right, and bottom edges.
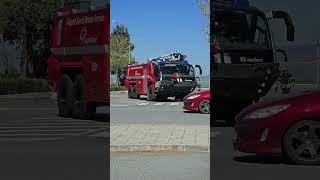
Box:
233, 154, 287, 165
53, 113, 109, 122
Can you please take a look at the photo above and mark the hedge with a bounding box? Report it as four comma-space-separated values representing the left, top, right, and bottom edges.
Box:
110, 85, 125, 91
0, 78, 50, 95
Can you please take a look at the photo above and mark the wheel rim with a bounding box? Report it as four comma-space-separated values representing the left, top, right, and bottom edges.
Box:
199, 100, 210, 113
289, 121, 320, 161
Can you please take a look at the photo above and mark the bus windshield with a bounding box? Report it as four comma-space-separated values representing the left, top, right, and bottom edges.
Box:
211, 10, 272, 50
160, 64, 195, 76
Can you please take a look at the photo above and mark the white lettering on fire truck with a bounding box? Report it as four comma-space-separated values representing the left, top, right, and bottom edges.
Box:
66, 15, 105, 27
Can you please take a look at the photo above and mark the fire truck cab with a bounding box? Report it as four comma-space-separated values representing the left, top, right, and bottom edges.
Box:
211, 0, 295, 125
47, 0, 110, 120
125, 53, 203, 101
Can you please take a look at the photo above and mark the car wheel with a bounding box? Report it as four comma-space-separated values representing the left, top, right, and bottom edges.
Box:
128, 85, 133, 99
72, 74, 96, 120
57, 74, 74, 118
199, 99, 210, 114
283, 120, 320, 165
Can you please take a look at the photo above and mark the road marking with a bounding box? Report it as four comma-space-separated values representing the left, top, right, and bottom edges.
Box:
137, 102, 150, 106
111, 104, 129, 107
170, 102, 180, 106
154, 103, 165, 106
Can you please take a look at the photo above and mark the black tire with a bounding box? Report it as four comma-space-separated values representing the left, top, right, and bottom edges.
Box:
282, 120, 320, 165
156, 94, 166, 102
199, 99, 210, 114
128, 85, 133, 99
147, 85, 155, 101
132, 85, 138, 99
175, 94, 187, 101
57, 74, 74, 118
72, 74, 95, 120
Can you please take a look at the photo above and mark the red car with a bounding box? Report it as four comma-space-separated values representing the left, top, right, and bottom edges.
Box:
233, 90, 320, 165
183, 90, 210, 114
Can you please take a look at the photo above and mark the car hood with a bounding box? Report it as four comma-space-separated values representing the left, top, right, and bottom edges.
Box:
184, 89, 210, 99
236, 89, 320, 120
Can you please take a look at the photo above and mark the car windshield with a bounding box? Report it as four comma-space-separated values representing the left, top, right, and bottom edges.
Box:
211, 10, 271, 50
160, 64, 194, 76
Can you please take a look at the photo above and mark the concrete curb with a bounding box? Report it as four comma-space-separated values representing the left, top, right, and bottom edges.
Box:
110, 91, 127, 95
110, 144, 209, 153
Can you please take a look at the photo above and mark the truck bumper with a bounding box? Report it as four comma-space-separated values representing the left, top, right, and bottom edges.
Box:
156, 81, 197, 97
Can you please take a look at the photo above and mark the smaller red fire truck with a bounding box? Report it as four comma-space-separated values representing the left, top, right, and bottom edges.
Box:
47, 0, 109, 120
124, 53, 202, 101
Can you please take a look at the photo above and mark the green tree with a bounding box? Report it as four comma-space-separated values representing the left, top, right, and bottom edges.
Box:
0, 0, 56, 78
195, 0, 210, 41
110, 24, 135, 75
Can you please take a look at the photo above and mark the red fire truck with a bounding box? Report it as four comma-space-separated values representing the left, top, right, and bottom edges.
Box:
124, 53, 202, 101
47, 0, 109, 119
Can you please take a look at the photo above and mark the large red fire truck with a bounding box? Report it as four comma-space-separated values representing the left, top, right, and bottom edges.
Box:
124, 53, 203, 101
47, 0, 109, 120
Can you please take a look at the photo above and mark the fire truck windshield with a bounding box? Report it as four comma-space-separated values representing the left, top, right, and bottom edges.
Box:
212, 10, 271, 50
160, 64, 195, 76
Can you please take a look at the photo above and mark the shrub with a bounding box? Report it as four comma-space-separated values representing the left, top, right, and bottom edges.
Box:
0, 78, 50, 95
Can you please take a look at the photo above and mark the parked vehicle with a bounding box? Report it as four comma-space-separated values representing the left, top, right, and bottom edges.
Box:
124, 52, 203, 101
233, 90, 320, 165
211, 0, 295, 125
183, 89, 210, 114
47, 0, 110, 119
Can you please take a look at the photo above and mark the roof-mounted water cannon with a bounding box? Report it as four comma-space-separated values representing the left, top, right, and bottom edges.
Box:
148, 52, 189, 64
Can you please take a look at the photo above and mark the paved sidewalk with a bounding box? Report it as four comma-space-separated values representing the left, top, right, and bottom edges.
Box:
110, 124, 210, 152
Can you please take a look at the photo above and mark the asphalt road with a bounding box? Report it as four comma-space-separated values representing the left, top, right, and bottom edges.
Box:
110, 93, 210, 125
212, 127, 320, 180
111, 92, 210, 179
0, 94, 109, 180
111, 152, 209, 180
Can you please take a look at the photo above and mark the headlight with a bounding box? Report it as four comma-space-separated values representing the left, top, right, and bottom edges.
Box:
186, 94, 200, 100
243, 104, 290, 120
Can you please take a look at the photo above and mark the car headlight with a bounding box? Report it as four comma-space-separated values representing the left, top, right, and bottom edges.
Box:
186, 94, 200, 100
243, 104, 291, 120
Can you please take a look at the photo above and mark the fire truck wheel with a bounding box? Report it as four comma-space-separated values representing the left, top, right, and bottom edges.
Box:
128, 85, 134, 99
147, 85, 155, 101
57, 74, 74, 118
72, 74, 95, 120
132, 85, 138, 99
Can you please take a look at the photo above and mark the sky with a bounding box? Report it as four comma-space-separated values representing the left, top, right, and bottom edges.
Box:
110, 0, 210, 75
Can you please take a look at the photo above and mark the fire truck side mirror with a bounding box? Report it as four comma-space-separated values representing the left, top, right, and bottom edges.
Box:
195, 65, 203, 75
287, 25, 295, 41
271, 11, 295, 42
276, 49, 288, 62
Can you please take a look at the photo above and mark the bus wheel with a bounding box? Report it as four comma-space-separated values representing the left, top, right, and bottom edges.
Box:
72, 74, 95, 120
57, 74, 74, 118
